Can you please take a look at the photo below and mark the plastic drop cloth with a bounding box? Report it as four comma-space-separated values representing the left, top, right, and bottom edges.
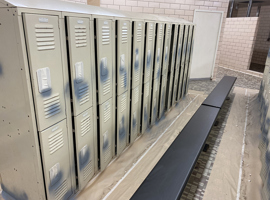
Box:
74, 92, 207, 200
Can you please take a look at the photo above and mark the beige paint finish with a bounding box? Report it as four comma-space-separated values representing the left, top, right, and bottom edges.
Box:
130, 86, 140, 143
161, 23, 172, 76
23, 13, 67, 131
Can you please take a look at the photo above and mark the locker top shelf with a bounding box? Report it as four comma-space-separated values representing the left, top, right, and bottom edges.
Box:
1, 0, 194, 24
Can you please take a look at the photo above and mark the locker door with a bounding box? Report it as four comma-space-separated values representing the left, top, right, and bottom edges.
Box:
162, 24, 171, 76
144, 22, 155, 84
158, 75, 166, 119
166, 25, 179, 110
23, 14, 66, 131
99, 98, 113, 171
141, 81, 150, 133
151, 80, 159, 124
39, 119, 73, 200
132, 21, 143, 89
117, 20, 130, 95
95, 19, 113, 104
130, 86, 140, 143
66, 17, 93, 116
117, 91, 129, 155
182, 25, 192, 96
185, 25, 195, 95
172, 25, 184, 104
179, 25, 189, 99
154, 23, 164, 80
74, 108, 95, 190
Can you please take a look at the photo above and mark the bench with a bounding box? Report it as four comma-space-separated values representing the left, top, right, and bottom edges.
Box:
131, 76, 237, 200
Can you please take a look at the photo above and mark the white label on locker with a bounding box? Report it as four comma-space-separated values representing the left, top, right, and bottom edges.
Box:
104, 21, 108, 25
39, 17, 48, 23
120, 54, 125, 71
75, 62, 84, 83
139, 23, 141, 27
77, 20, 83, 24
51, 126, 59, 132
49, 163, 60, 185
37, 67, 51, 93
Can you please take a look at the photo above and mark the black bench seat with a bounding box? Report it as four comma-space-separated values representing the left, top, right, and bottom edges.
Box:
131, 76, 237, 200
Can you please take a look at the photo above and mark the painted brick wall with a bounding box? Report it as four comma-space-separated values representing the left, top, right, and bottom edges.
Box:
251, 6, 270, 65
100, 0, 230, 78
219, 17, 259, 70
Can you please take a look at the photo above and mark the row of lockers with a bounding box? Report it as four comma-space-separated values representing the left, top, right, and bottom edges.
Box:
0, 0, 194, 199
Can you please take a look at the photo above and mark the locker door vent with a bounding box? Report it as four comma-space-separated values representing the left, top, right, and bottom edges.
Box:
159, 26, 163, 40
122, 26, 128, 44
79, 84, 90, 105
104, 103, 111, 123
149, 25, 153, 41
81, 116, 91, 137
49, 129, 64, 154
44, 93, 61, 119
121, 72, 127, 88
102, 26, 110, 45
103, 78, 111, 95
135, 87, 139, 104
137, 26, 142, 42
135, 67, 139, 83
75, 25, 87, 48
35, 24, 55, 51
54, 180, 67, 200
120, 94, 126, 113
83, 161, 93, 180
104, 144, 111, 164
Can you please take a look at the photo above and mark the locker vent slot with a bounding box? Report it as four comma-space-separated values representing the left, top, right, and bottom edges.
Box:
83, 161, 93, 180
81, 116, 91, 137
145, 83, 149, 97
54, 180, 67, 200
146, 67, 150, 79
44, 93, 61, 119
104, 144, 111, 164
103, 78, 110, 95
121, 72, 127, 88
159, 26, 163, 40
49, 129, 64, 154
135, 69, 139, 83
135, 88, 139, 104
122, 26, 128, 44
137, 26, 142, 42
149, 26, 153, 41
75, 25, 87, 48
104, 104, 111, 123
35, 24, 55, 51
102, 26, 110, 45
121, 95, 126, 113
79, 84, 90, 105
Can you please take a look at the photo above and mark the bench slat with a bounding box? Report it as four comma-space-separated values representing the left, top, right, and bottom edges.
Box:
131, 105, 220, 200
202, 76, 236, 108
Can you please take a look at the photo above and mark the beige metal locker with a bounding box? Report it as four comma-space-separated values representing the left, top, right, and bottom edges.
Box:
184, 25, 195, 95
39, 119, 73, 200
99, 98, 114, 171
141, 81, 151, 133
172, 25, 184, 105
23, 13, 67, 131
166, 24, 179, 110
179, 25, 189, 99
95, 18, 113, 104
151, 79, 159, 124
158, 75, 167, 119
116, 91, 129, 155
162, 24, 172, 76
143, 22, 155, 84
130, 86, 140, 143
182, 25, 193, 97
74, 108, 95, 190
117, 20, 131, 95
66, 17, 93, 116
